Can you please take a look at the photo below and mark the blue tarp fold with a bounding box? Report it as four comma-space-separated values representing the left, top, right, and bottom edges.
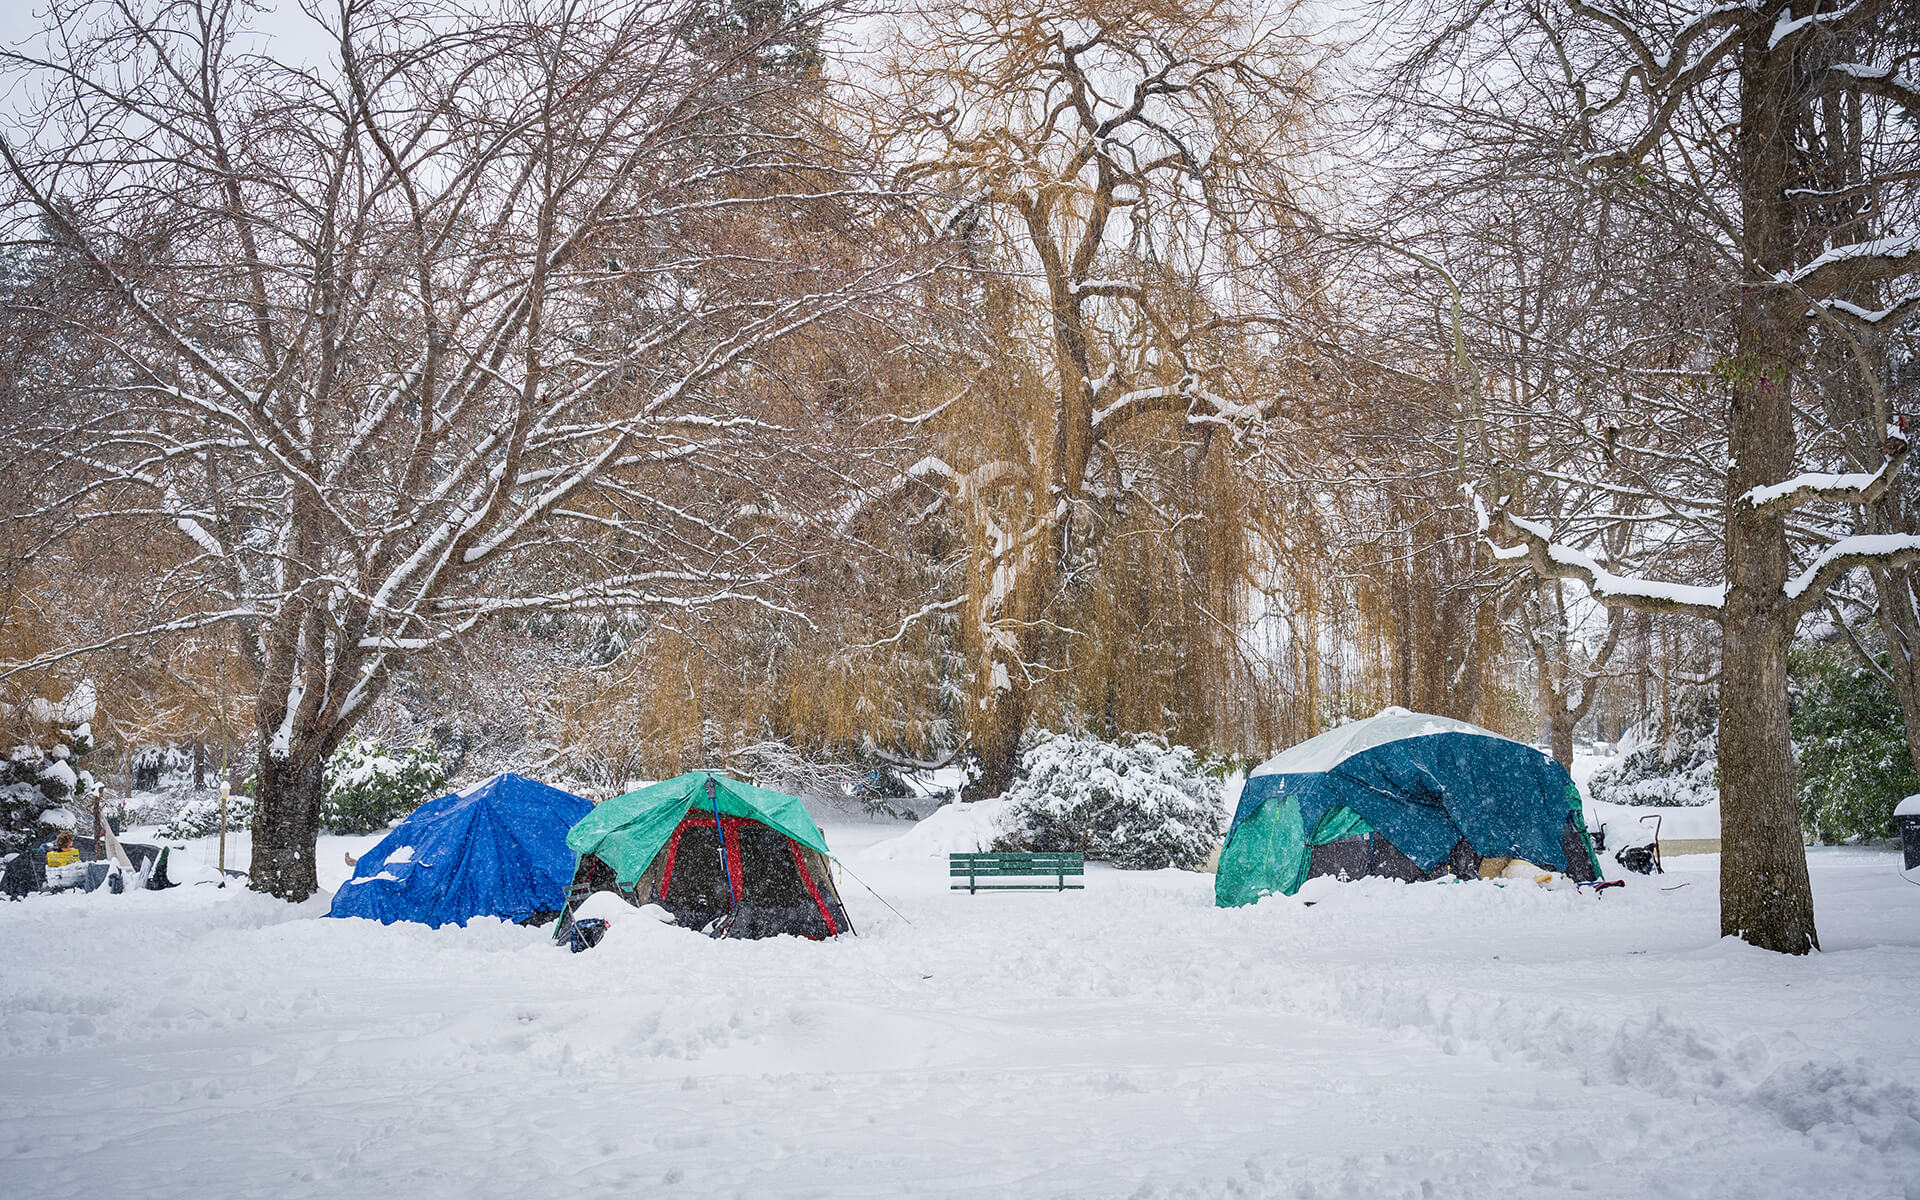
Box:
327, 773, 593, 928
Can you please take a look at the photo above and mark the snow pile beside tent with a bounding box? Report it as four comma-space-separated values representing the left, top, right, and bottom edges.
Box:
862, 798, 1009, 859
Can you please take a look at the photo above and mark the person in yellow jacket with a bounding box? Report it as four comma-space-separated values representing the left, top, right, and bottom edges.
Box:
45, 831, 79, 869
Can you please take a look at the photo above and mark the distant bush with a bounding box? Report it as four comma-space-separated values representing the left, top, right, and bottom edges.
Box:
1587, 716, 1719, 808
160, 790, 254, 840
321, 738, 447, 834
994, 732, 1222, 870
1, 691, 98, 852
1791, 646, 1914, 844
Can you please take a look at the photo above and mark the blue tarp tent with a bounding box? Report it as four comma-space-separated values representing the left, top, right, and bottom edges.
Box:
1216, 707, 1601, 905
328, 772, 593, 928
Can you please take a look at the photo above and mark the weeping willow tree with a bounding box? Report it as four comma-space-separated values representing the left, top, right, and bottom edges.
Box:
871, 0, 1324, 792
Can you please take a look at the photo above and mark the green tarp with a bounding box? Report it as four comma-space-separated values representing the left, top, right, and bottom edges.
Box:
1216, 799, 1376, 906
566, 772, 833, 886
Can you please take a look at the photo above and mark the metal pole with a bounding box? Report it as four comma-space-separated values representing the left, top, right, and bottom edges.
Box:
705, 775, 738, 912
218, 778, 229, 886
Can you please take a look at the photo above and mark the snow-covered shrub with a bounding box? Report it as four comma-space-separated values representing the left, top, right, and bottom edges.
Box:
1791, 646, 1913, 843
993, 732, 1223, 869
0, 688, 99, 852
159, 790, 254, 839
322, 737, 447, 834
1587, 717, 1718, 807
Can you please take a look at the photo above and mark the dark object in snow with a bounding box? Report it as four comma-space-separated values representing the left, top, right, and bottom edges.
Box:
1, 850, 39, 899
1897, 797, 1920, 872
2, 835, 168, 896
949, 851, 1085, 892
146, 847, 177, 890
559, 772, 853, 941
566, 918, 609, 953
83, 861, 124, 893
1615, 843, 1660, 875
1614, 814, 1664, 876
1217, 708, 1603, 905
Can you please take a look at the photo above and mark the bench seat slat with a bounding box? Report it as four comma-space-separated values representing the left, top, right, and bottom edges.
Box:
950, 883, 1086, 890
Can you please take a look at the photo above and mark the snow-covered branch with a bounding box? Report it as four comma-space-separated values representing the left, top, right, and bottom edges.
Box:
1476, 496, 1725, 621
1786, 535, 1920, 617
1742, 424, 1910, 514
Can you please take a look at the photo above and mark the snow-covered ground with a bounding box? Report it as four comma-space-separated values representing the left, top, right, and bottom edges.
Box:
4, 811, 1918, 1199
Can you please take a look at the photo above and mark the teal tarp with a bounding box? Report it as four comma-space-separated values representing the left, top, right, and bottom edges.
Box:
567, 772, 831, 886
1216, 709, 1597, 905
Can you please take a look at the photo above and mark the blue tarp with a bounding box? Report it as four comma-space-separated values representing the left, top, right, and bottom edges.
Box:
1216, 708, 1598, 905
327, 773, 594, 928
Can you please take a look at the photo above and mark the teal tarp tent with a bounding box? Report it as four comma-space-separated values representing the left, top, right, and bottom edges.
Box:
561, 772, 852, 940
1216, 707, 1601, 905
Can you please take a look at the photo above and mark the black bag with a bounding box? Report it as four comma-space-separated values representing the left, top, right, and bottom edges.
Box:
1615, 842, 1660, 875
566, 917, 610, 953
2, 851, 40, 900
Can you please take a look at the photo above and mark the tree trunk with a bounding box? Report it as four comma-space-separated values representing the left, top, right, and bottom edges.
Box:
1549, 711, 1576, 773
963, 682, 1027, 803
1716, 9, 1818, 954
250, 740, 325, 901
1715, 600, 1815, 951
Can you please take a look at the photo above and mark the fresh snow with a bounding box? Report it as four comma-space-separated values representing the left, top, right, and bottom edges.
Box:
2, 814, 1918, 1199
1250, 706, 1508, 776
1476, 502, 1727, 610
1786, 533, 1920, 598
22, 682, 96, 725
1819, 295, 1917, 325
1742, 465, 1885, 509
1783, 232, 1920, 284
1895, 794, 1920, 818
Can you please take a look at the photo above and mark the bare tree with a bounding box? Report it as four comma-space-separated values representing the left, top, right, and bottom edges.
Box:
873, 0, 1322, 793
1446, 0, 1920, 952
0, 0, 925, 898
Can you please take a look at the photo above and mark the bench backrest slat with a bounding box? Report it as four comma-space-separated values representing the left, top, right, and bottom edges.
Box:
949, 852, 1084, 871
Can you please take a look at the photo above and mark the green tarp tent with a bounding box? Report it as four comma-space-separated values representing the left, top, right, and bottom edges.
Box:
562, 772, 853, 940
1216, 707, 1601, 905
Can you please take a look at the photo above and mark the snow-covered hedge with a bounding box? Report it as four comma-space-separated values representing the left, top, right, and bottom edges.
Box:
160, 790, 254, 839
321, 737, 447, 834
993, 732, 1223, 870
1587, 723, 1718, 808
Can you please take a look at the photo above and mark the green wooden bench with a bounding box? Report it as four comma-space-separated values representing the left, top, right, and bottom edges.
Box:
949, 851, 1085, 893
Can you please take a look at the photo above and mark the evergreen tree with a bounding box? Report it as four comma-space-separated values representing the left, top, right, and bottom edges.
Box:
1791, 646, 1917, 844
